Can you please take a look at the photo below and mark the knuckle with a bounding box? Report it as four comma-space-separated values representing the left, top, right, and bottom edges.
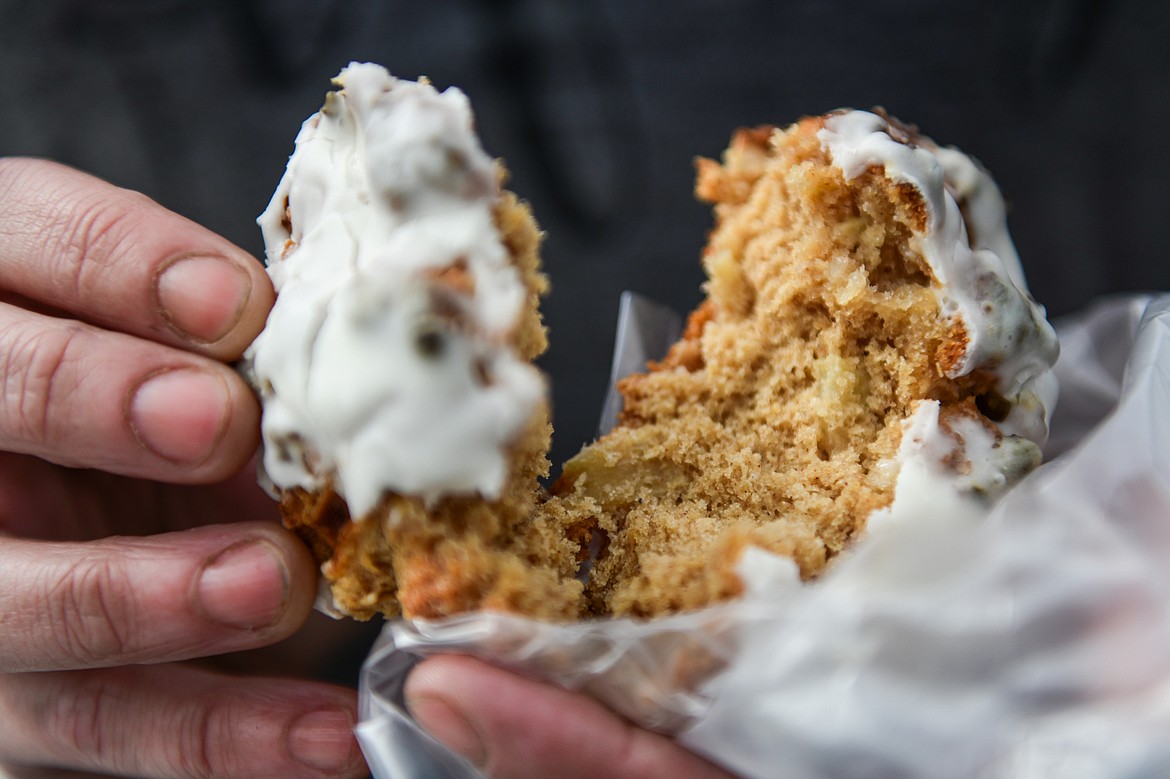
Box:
29, 674, 235, 779
169, 692, 236, 779
39, 672, 125, 769
49, 193, 136, 301
41, 554, 137, 667
0, 158, 138, 303
0, 318, 85, 449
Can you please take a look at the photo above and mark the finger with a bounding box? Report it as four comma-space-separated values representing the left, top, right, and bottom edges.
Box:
0, 304, 258, 482
406, 656, 735, 779
0, 452, 278, 543
0, 763, 120, 778
206, 610, 384, 688
0, 158, 274, 360
0, 522, 315, 673
0, 664, 366, 779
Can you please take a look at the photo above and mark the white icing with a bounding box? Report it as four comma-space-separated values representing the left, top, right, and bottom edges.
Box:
866, 405, 978, 534
817, 110, 1059, 445
736, 546, 804, 597
245, 62, 543, 517
817, 111, 1060, 525
867, 401, 1031, 534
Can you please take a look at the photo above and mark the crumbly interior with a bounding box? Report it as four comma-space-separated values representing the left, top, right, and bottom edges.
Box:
550, 119, 988, 616
281, 118, 998, 621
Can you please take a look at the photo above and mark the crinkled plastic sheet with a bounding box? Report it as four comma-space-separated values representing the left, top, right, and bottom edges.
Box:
358, 292, 1170, 779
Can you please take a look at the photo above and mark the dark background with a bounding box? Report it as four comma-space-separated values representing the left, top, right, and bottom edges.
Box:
2, 0, 1167, 472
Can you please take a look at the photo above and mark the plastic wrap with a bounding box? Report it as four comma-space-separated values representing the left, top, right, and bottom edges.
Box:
358, 292, 1170, 779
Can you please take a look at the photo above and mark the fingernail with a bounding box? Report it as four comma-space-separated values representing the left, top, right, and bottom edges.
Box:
407, 695, 486, 765
128, 367, 231, 464
156, 253, 252, 344
195, 539, 289, 629
288, 708, 360, 772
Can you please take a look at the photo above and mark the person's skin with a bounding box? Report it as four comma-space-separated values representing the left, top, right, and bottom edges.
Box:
0, 158, 733, 779
0, 157, 365, 779
406, 656, 736, 779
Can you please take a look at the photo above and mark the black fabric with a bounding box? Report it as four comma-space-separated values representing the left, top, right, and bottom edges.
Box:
1, 0, 1168, 469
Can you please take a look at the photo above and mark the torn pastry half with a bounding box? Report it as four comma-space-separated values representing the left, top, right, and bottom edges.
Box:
243, 62, 584, 620
244, 63, 1058, 622
561, 110, 1059, 616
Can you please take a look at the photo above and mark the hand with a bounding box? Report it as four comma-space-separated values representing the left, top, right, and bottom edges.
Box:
0, 158, 367, 778
406, 656, 735, 779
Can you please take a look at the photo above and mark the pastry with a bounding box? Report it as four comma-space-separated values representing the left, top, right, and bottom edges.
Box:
244, 63, 584, 620
560, 111, 1057, 615
245, 65, 1058, 621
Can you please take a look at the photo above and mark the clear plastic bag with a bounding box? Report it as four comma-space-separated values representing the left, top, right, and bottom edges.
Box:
358, 293, 1170, 779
